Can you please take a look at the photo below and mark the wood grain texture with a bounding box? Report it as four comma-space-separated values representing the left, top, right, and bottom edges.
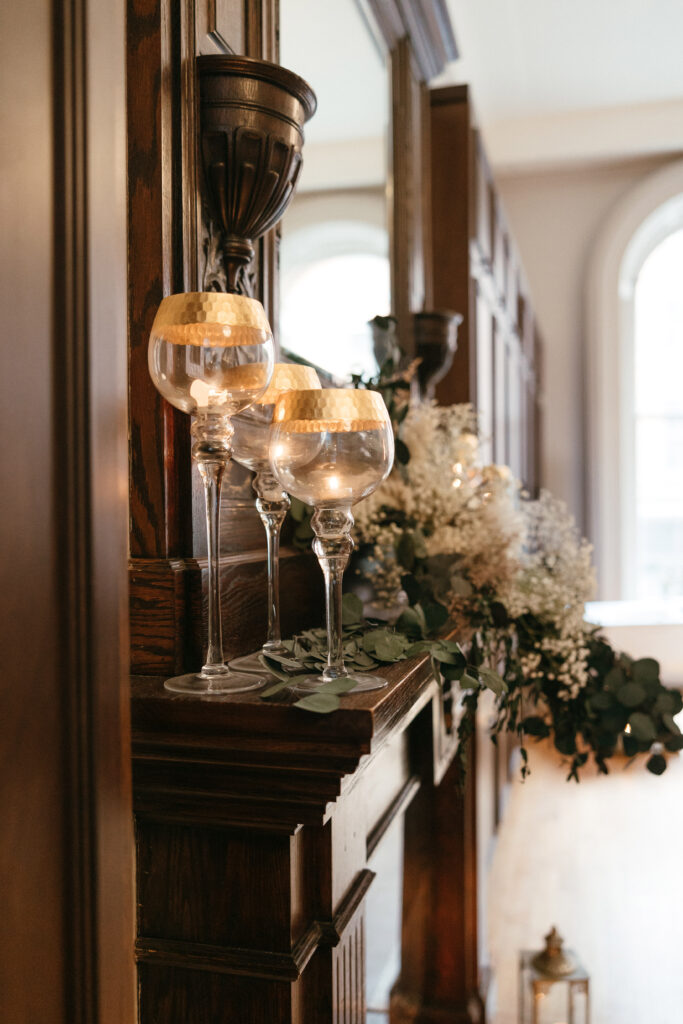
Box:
129, 545, 323, 674
391, 743, 484, 1024
127, 0, 193, 560
1, 0, 135, 1021
132, 648, 448, 1022
333, 911, 366, 1024
430, 84, 542, 491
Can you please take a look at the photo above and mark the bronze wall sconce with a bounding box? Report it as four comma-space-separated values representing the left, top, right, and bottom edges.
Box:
197, 54, 317, 293
413, 309, 463, 401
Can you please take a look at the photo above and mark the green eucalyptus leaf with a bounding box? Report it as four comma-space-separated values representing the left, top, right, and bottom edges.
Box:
289, 497, 308, 523
262, 651, 306, 671
405, 640, 434, 657
396, 607, 426, 638
631, 658, 660, 685
341, 593, 364, 625
431, 644, 466, 667
600, 706, 629, 733
440, 662, 466, 682
294, 519, 315, 542
479, 666, 507, 696
554, 731, 577, 756
665, 734, 683, 752
460, 671, 480, 690
396, 531, 415, 570
260, 678, 295, 698
374, 634, 408, 662
352, 650, 377, 668
628, 712, 657, 744
395, 438, 411, 465
605, 666, 626, 693
662, 712, 681, 735
653, 691, 680, 715
295, 693, 341, 714
423, 601, 449, 633
522, 715, 550, 738
361, 628, 390, 653
646, 752, 667, 775
615, 681, 647, 708
401, 573, 423, 605
589, 692, 613, 711
317, 678, 360, 695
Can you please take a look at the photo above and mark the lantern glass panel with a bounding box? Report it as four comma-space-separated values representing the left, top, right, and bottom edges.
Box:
519, 950, 590, 1024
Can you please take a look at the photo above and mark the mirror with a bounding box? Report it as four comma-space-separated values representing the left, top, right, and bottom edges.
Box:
279, 0, 391, 380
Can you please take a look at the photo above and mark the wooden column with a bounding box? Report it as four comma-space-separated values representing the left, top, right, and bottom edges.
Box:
1, 0, 135, 1020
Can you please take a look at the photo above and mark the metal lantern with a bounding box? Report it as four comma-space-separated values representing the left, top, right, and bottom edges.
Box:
519, 928, 590, 1024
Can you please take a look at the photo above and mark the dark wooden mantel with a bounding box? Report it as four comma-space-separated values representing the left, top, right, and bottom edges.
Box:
131, 653, 481, 1023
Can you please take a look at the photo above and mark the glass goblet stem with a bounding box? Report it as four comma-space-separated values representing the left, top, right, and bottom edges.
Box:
311, 506, 355, 682
192, 412, 233, 677
254, 471, 290, 654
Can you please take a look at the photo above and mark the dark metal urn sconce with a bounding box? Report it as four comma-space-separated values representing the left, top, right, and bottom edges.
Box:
197, 54, 317, 294
413, 310, 463, 402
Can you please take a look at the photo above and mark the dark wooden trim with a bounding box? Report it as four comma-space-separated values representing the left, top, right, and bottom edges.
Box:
367, 775, 421, 857
136, 923, 323, 980
318, 869, 376, 946
53, 0, 135, 1020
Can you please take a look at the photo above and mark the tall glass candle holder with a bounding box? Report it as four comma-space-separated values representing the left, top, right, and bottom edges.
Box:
148, 292, 274, 694
229, 364, 321, 674
270, 388, 394, 693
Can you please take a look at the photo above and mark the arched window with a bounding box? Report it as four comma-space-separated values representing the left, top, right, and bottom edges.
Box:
280, 192, 391, 379
630, 229, 683, 598
586, 161, 683, 599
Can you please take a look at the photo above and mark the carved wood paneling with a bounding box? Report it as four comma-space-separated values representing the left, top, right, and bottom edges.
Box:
129, 547, 323, 675
333, 911, 366, 1024
132, 651, 441, 1023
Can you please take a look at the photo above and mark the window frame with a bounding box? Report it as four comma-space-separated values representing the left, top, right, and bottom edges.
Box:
586, 159, 683, 598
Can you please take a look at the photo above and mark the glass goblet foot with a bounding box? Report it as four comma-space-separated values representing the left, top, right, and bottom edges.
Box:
164, 666, 265, 695
294, 672, 388, 694
228, 649, 284, 676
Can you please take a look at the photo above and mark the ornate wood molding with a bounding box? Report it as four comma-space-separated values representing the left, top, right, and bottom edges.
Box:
368, 0, 458, 82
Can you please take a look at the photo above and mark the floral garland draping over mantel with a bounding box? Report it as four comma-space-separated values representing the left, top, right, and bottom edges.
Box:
262, 362, 683, 780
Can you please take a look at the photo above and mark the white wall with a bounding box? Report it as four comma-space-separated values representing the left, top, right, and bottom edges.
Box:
496, 155, 677, 533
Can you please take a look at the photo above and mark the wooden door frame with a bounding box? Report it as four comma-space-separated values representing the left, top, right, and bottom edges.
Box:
54, 0, 135, 1019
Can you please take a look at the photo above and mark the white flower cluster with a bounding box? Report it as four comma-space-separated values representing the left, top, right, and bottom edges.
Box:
354, 402, 599, 702
498, 490, 596, 699
354, 402, 523, 600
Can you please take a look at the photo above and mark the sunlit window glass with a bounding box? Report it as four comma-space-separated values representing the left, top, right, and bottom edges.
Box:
281, 250, 390, 379
633, 228, 683, 598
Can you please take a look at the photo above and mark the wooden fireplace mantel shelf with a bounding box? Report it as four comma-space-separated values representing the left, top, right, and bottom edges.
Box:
131, 653, 479, 1023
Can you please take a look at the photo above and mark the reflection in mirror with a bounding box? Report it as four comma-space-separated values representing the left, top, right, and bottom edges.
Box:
280, 0, 391, 380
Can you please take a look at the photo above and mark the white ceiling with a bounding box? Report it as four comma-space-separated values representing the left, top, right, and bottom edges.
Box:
280, 0, 388, 145
441, 0, 683, 168
281, 0, 683, 177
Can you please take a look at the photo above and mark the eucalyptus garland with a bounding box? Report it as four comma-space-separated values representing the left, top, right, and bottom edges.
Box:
264, 354, 683, 780
258, 592, 504, 714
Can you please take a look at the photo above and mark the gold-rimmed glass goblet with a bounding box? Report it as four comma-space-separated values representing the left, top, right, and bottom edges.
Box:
148, 291, 274, 694
270, 388, 394, 693
229, 364, 321, 675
